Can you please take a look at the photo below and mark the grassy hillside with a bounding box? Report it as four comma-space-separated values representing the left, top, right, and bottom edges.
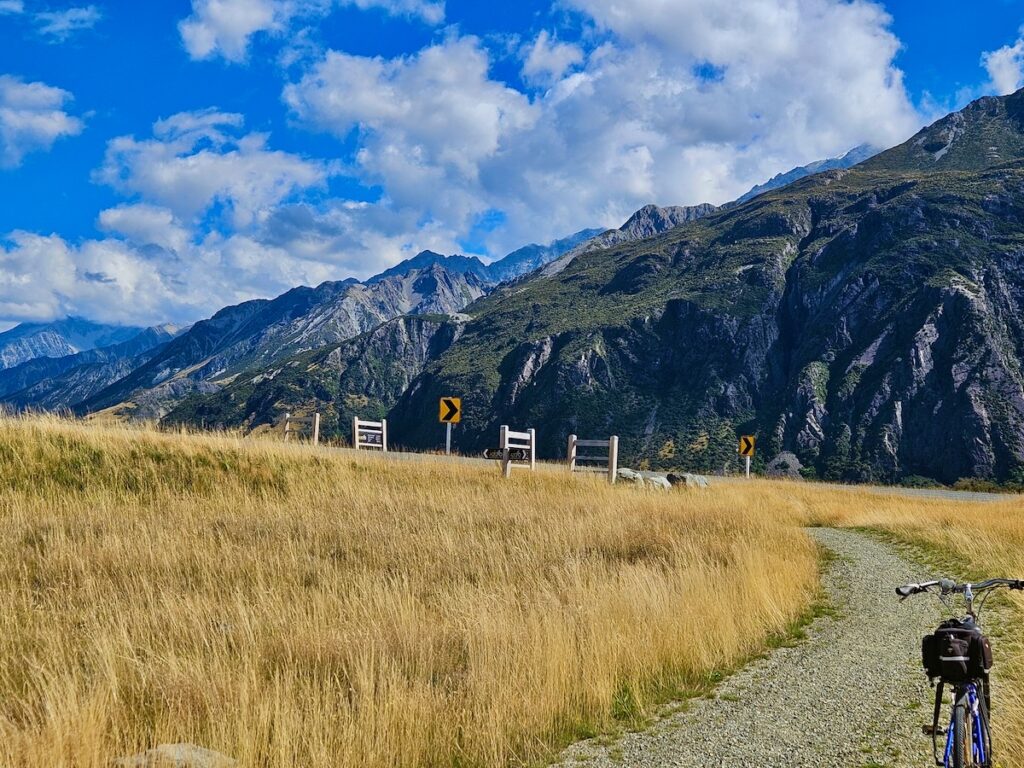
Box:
0, 417, 816, 767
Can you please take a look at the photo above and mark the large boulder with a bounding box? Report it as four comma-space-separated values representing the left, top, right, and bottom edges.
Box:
765, 451, 805, 480
641, 472, 672, 490
617, 467, 645, 485
667, 472, 710, 489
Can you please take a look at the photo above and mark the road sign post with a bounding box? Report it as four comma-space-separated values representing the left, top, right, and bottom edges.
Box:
737, 435, 756, 478
439, 397, 461, 456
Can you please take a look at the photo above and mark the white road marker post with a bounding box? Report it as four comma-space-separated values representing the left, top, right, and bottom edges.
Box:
445, 421, 453, 456
500, 425, 511, 478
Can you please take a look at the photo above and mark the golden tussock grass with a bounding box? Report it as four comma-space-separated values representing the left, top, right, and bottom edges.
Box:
0, 417, 818, 767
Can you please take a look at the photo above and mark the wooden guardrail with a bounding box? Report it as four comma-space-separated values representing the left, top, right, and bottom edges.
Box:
283, 412, 321, 446
567, 434, 619, 484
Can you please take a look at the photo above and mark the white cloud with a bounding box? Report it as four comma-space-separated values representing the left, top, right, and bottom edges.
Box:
179, 0, 444, 62
0, 1, 24, 14
522, 30, 584, 84
285, 37, 536, 233
95, 109, 330, 228
285, 1, 921, 256
982, 28, 1024, 96
0, 74, 84, 167
98, 204, 191, 253
35, 5, 101, 41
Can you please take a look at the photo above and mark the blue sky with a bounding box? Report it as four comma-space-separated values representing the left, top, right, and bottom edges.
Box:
0, 0, 1022, 326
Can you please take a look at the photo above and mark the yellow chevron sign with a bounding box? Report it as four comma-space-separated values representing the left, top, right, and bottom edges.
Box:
738, 435, 756, 457
439, 397, 462, 424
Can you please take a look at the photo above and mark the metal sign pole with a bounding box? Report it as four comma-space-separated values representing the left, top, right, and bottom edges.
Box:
446, 421, 452, 456
745, 455, 751, 479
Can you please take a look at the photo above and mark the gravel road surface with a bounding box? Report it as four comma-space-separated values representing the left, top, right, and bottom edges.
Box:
554, 528, 945, 768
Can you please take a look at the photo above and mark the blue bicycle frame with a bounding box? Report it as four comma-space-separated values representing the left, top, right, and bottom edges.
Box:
942, 684, 987, 768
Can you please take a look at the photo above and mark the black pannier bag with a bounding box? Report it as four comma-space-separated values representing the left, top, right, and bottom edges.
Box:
921, 618, 992, 683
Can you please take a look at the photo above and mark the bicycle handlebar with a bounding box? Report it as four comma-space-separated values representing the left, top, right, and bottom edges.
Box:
896, 578, 1024, 599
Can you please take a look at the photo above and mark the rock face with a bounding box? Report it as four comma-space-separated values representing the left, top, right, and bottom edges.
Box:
391, 90, 1024, 485
0, 317, 143, 370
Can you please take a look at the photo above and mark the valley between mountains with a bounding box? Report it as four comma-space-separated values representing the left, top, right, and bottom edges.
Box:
5, 91, 1024, 486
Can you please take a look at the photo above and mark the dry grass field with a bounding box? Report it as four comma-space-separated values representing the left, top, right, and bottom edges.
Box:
0, 417, 819, 767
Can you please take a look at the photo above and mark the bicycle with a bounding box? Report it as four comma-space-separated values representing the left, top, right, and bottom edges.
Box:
896, 578, 1024, 768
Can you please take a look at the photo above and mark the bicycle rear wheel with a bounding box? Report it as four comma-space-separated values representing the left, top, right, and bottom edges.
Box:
952, 700, 971, 768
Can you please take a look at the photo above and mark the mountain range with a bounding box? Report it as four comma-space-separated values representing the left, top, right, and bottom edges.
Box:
7, 91, 1023, 486
0, 318, 145, 370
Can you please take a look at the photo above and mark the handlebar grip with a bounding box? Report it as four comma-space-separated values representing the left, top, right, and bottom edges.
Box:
1012, 581, 1024, 591
896, 585, 917, 598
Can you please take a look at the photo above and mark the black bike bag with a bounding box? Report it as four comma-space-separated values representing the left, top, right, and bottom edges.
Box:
922, 618, 992, 683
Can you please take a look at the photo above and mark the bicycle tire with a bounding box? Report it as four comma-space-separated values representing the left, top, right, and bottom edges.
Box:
952, 699, 971, 768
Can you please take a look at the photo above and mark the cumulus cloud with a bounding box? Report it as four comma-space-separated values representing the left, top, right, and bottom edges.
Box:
285, 0, 921, 256
35, 5, 101, 41
982, 28, 1024, 96
98, 204, 191, 253
95, 109, 330, 228
179, 0, 445, 62
522, 31, 584, 84
0, 74, 84, 167
0, 199, 437, 325
0, 109, 421, 325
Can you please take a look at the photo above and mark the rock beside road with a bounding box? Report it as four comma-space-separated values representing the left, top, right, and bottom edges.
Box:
766, 451, 805, 480
617, 469, 710, 489
667, 472, 710, 489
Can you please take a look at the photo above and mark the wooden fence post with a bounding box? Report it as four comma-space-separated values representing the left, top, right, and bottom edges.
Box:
312, 413, 321, 447
528, 428, 536, 471
381, 419, 388, 453
568, 434, 577, 473
608, 435, 619, 484
352, 416, 358, 449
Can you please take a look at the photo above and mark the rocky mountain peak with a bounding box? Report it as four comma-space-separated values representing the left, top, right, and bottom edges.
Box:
863, 87, 1024, 174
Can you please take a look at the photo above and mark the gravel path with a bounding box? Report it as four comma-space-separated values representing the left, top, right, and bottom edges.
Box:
554, 528, 944, 768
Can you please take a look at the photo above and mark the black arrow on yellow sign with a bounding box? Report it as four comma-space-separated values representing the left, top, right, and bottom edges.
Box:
439, 397, 462, 424
738, 435, 756, 457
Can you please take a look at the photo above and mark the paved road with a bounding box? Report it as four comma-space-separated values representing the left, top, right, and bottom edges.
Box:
554, 529, 944, 768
